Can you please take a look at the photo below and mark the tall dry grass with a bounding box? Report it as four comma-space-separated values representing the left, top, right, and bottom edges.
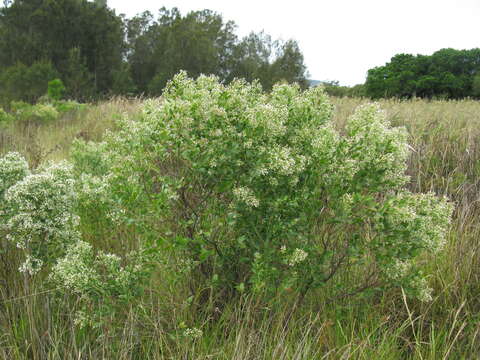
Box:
1, 96, 480, 359
0, 97, 143, 166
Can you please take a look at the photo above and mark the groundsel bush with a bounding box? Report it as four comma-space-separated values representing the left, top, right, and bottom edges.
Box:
70, 133, 175, 238
71, 72, 452, 302
0, 150, 154, 327
50, 240, 154, 328
0, 152, 30, 198
1, 158, 79, 274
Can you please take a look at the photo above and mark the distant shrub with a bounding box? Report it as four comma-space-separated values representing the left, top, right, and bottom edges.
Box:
11, 102, 59, 122
319, 81, 366, 98
47, 78, 65, 101
31, 104, 59, 121
71, 72, 452, 302
0, 108, 14, 122
54, 100, 87, 114
10, 100, 31, 114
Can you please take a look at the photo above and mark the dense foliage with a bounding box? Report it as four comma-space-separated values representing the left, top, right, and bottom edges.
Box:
0, 74, 452, 332
0, 0, 123, 100
0, 1, 308, 104
125, 7, 308, 93
3, 91, 479, 359
365, 48, 480, 99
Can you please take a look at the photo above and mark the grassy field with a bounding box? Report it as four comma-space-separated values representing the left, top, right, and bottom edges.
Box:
1, 96, 480, 359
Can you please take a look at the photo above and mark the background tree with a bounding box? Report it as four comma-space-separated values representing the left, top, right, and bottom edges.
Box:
269, 40, 308, 89
111, 62, 136, 96
473, 73, 480, 98
365, 48, 480, 99
0, 61, 58, 106
226, 31, 274, 85
0, 3, 309, 101
128, 7, 238, 93
63, 47, 93, 101
126, 7, 308, 95
0, 0, 124, 97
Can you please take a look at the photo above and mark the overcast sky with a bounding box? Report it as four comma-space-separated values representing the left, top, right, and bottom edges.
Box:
109, 0, 480, 86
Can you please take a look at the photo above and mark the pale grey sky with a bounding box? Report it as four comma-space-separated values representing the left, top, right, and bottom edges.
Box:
109, 0, 480, 86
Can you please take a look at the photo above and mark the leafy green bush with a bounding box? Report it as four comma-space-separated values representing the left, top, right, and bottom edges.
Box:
10, 101, 59, 122
54, 100, 87, 113
0, 107, 14, 122
47, 78, 66, 101
71, 72, 452, 302
0, 73, 455, 335
9, 100, 31, 114
39, 95, 88, 114
31, 104, 60, 121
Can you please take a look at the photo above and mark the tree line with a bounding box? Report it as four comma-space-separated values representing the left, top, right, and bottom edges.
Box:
0, 0, 308, 105
365, 48, 480, 99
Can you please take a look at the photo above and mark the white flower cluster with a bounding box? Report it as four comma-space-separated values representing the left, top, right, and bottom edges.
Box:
385, 259, 412, 281
382, 192, 453, 254
343, 103, 410, 190
266, 146, 306, 177
2, 159, 79, 274
0, 152, 30, 197
232, 186, 259, 208
50, 240, 151, 322
18, 255, 44, 275
183, 327, 203, 339
78, 173, 111, 203
50, 241, 99, 293
287, 248, 308, 266
245, 103, 287, 137
415, 278, 433, 302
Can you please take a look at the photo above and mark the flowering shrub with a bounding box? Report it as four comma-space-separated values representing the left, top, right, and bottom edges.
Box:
70, 133, 175, 241
50, 240, 153, 327
0, 151, 152, 327
1, 72, 452, 306
0, 152, 30, 198
2, 159, 79, 274
69, 72, 451, 301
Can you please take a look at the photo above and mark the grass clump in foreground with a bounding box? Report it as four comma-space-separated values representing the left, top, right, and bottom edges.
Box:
1, 76, 480, 359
